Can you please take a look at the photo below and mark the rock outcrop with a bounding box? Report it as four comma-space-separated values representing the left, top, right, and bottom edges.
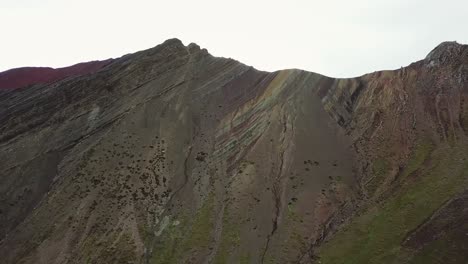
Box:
0, 39, 467, 264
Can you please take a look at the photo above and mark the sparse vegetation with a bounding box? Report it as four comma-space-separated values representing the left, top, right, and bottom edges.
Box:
366, 157, 390, 196
318, 145, 468, 264
150, 194, 215, 263
400, 139, 434, 181
214, 207, 241, 264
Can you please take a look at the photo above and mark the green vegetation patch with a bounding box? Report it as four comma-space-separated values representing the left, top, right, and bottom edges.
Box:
150, 218, 186, 264
239, 253, 251, 264
317, 145, 468, 264
187, 194, 216, 249
400, 139, 434, 181
150, 194, 215, 263
214, 207, 241, 264
366, 158, 390, 195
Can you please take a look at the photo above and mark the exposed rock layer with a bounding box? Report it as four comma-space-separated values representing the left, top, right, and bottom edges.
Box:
0, 39, 467, 263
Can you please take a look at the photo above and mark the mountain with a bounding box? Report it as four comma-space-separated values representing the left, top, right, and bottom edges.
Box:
0, 59, 114, 90
0, 39, 467, 264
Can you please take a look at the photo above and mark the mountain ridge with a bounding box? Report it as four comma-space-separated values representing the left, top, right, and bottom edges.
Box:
0, 38, 464, 90
0, 38, 467, 264
0, 59, 115, 90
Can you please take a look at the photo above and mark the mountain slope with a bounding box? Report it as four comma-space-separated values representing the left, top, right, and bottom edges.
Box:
0, 59, 114, 90
0, 39, 467, 264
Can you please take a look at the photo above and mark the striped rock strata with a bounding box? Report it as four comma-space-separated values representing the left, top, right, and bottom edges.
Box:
0, 39, 468, 263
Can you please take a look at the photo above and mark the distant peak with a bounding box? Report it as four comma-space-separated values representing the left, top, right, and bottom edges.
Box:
0, 60, 113, 90
425, 41, 465, 66
187, 42, 200, 51
160, 38, 184, 47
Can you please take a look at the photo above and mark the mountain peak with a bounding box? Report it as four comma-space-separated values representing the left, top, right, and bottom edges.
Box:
160, 37, 184, 47
425, 41, 466, 66
1, 37, 468, 263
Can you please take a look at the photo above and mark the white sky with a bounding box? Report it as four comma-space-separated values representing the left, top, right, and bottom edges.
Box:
1, 0, 467, 77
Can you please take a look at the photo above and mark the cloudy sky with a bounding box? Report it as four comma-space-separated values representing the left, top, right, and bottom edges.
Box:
1, 0, 467, 77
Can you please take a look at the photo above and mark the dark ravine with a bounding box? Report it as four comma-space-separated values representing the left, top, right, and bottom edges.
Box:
0, 39, 468, 264
261, 114, 290, 264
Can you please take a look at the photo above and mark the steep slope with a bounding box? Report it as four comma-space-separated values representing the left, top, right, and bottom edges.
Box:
0, 39, 467, 264
315, 41, 468, 264
0, 59, 114, 90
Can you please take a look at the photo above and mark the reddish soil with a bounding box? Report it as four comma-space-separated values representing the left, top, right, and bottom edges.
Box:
0, 59, 114, 90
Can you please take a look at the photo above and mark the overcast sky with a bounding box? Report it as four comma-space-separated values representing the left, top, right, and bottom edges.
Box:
1, 0, 467, 77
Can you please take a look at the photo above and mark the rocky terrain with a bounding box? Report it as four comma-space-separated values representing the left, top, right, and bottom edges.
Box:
0, 39, 467, 264
0, 59, 114, 90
